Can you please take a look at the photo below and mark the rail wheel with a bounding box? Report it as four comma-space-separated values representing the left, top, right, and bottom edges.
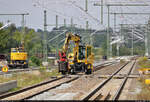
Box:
23, 64, 28, 68
71, 67, 75, 75
61, 71, 66, 75
85, 64, 92, 74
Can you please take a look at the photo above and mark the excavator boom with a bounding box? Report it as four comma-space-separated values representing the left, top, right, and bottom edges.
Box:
59, 32, 81, 62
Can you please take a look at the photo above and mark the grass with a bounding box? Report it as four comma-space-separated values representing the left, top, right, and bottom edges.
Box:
0, 68, 61, 92
138, 57, 150, 68
136, 58, 150, 99
137, 76, 150, 100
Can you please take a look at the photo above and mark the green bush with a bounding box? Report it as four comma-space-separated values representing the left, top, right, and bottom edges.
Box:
30, 56, 41, 66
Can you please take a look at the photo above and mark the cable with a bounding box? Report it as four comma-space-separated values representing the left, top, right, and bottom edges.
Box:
67, 0, 107, 29
33, 0, 89, 29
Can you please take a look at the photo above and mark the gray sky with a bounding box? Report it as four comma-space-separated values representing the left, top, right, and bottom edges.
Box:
0, 0, 150, 31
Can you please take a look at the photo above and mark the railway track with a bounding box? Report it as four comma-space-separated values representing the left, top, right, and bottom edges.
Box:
26, 60, 125, 100
0, 56, 134, 100
0, 75, 79, 100
0, 59, 119, 100
0, 60, 117, 75
81, 60, 136, 101
112, 60, 136, 100
93, 60, 117, 72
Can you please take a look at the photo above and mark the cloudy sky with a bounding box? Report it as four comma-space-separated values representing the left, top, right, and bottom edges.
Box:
0, 0, 150, 31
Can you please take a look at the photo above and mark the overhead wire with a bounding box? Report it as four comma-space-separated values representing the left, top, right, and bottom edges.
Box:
67, 0, 107, 29
109, 0, 148, 44
34, 0, 93, 29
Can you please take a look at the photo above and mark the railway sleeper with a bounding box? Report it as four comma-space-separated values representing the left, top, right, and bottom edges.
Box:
100, 92, 111, 100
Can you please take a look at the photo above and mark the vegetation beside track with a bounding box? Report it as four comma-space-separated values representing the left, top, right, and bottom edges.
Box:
137, 76, 150, 100
138, 57, 150, 68
0, 67, 61, 92
136, 58, 150, 100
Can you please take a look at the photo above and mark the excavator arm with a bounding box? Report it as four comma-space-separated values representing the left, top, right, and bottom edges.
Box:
58, 32, 81, 74
62, 33, 81, 53
59, 32, 81, 61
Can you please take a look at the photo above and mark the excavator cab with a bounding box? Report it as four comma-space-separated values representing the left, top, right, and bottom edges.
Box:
72, 45, 93, 74
78, 46, 86, 60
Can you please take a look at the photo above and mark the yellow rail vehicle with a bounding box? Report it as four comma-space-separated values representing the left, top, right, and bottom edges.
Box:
58, 33, 94, 74
68, 45, 94, 74
8, 47, 28, 68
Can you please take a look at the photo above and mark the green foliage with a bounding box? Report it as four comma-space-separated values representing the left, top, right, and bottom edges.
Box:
0, 23, 9, 49
134, 45, 145, 56
101, 40, 107, 56
93, 48, 103, 60
0, 22, 44, 67
39, 66, 47, 73
138, 57, 148, 65
0, 21, 147, 64
13, 31, 22, 43
93, 48, 102, 55
93, 34, 106, 48
119, 46, 131, 56
30, 56, 41, 66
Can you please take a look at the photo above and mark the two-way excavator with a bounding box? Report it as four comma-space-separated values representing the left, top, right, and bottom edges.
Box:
58, 32, 94, 75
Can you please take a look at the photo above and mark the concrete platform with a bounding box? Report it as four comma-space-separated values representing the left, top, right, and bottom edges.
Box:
0, 80, 17, 94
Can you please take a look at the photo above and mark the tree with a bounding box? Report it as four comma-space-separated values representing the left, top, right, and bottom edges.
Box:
0, 23, 10, 53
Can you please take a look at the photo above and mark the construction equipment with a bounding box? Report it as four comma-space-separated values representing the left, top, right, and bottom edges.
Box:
8, 46, 28, 68
58, 32, 94, 74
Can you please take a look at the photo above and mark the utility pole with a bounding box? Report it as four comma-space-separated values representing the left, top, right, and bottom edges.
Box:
0, 13, 29, 49
86, 21, 90, 44
93, 0, 103, 24
21, 14, 27, 49
43, 10, 48, 64
55, 15, 59, 58
111, 12, 150, 56
145, 24, 149, 56
148, 21, 150, 56
114, 13, 119, 56
107, 5, 111, 58
120, 24, 123, 46
86, 21, 89, 30
101, 0, 103, 24
116, 42, 119, 56
85, 0, 90, 45
71, 18, 73, 32
94, 3, 111, 58
94, 3, 149, 58
21, 14, 25, 43
64, 19, 66, 27
85, 0, 88, 12
56, 15, 58, 29
131, 26, 134, 56
120, 24, 148, 56
114, 13, 117, 32
71, 18, 73, 27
